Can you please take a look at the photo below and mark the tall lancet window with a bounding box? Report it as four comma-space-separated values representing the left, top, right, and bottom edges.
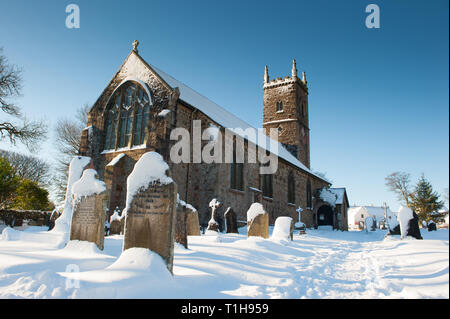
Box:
306, 179, 312, 208
103, 81, 152, 151
230, 137, 244, 191
288, 171, 295, 204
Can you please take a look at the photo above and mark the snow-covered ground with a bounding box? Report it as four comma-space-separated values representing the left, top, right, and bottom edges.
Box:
0, 225, 448, 299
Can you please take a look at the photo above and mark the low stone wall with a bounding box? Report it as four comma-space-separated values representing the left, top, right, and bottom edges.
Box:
0, 210, 56, 228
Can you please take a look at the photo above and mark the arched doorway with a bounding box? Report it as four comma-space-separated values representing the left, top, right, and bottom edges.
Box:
317, 205, 334, 227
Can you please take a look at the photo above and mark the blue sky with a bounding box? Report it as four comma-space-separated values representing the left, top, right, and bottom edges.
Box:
0, 0, 448, 210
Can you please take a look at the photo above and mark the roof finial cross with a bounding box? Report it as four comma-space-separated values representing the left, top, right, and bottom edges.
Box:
132, 40, 139, 53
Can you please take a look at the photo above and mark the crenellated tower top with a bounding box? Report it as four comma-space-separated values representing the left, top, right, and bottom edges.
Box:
263, 59, 308, 92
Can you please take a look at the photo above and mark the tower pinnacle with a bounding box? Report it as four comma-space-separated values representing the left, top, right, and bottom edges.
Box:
264, 65, 269, 84
292, 59, 298, 79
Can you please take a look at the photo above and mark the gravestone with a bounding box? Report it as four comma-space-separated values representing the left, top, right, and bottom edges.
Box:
247, 203, 269, 239
272, 216, 294, 240
122, 152, 178, 274
110, 219, 122, 235
186, 206, 201, 236
70, 191, 108, 250
175, 203, 188, 249
407, 212, 422, 239
70, 169, 108, 250
123, 181, 177, 272
224, 207, 238, 234
427, 221, 437, 231
206, 198, 221, 233
109, 209, 122, 235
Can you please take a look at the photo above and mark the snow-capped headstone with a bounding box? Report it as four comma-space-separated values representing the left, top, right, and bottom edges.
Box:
70, 169, 108, 250
272, 216, 294, 240
123, 152, 177, 274
175, 201, 188, 249
52, 156, 91, 240
427, 220, 437, 231
109, 208, 122, 235
206, 198, 221, 233
397, 206, 422, 240
224, 207, 238, 234
247, 203, 269, 239
186, 205, 200, 236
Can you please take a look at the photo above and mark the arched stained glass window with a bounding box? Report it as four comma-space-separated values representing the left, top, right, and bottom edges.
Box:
103, 81, 152, 151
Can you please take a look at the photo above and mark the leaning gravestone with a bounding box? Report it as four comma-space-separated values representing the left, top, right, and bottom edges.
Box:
123, 152, 177, 274
175, 202, 188, 249
247, 203, 269, 239
224, 207, 238, 234
206, 198, 221, 233
70, 169, 108, 250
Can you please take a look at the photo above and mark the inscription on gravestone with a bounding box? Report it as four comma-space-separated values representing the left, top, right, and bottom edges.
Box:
70, 191, 108, 250
123, 181, 177, 273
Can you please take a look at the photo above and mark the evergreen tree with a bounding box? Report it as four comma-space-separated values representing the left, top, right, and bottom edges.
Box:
13, 179, 51, 211
410, 174, 444, 224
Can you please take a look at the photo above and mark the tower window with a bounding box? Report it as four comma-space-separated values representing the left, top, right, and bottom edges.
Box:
276, 101, 283, 112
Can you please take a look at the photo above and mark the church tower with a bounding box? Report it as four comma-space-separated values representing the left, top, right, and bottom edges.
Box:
262, 60, 310, 168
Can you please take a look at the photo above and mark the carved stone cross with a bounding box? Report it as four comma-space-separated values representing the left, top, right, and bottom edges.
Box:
132, 40, 139, 53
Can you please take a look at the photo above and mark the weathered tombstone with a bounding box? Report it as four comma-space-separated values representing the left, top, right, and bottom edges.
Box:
407, 211, 422, 239
206, 198, 221, 233
427, 220, 437, 231
185, 205, 200, 236
397, 206, 422, 240
175, 203, 188, 249
110, 219, 122, 235
70, 169, 108, 250
224, 207, 238, 234
109, 209, 122, 235
123, 152, 177, 273
247, 203, 269, 239
272, 216, 294, 240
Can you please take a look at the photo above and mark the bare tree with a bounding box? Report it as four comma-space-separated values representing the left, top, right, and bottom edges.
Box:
0, 48, 47, 150
52, 104, 90, 203
0, 149, 51, 188
385, 172, 412, 207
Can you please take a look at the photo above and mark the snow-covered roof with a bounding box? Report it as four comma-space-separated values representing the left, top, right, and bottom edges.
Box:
146, 61, 330, 184
328, 188, 346, 205
348, 206, 394, 223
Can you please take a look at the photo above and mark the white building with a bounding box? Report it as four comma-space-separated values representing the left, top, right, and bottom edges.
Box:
347, 205, 396, 230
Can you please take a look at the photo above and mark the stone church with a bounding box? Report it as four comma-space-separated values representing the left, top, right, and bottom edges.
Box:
79, 41, 349, 230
